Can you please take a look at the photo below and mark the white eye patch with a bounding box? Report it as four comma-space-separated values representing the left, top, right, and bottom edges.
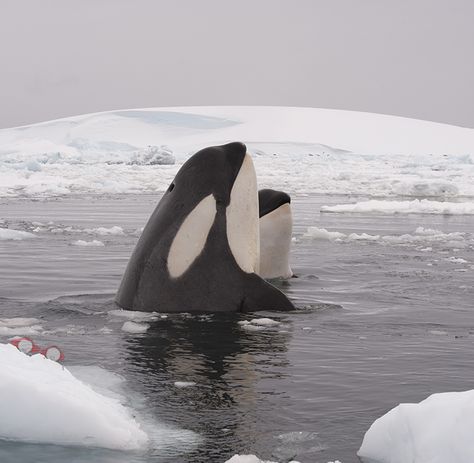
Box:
167, 194, 217, 278
226, 153, 260, 273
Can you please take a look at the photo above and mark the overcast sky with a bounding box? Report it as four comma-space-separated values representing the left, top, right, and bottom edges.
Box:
1, 0, 473, 128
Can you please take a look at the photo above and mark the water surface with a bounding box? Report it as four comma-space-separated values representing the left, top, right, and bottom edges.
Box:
1, 194, 474, 463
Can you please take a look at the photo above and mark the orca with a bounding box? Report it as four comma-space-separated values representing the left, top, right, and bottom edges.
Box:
258, 189, 294, 279
116, 142, 295, 313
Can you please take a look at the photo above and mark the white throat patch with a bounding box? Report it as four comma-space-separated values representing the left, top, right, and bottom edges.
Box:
167, 194, 217, 278
226, 153, 260, 273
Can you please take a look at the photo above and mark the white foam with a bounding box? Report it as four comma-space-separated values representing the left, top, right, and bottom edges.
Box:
0, 228, 37, 241
121, 321, 150, 334
321, 199, 474, 215
0, 343, 147, 450
358, 389, 474, 463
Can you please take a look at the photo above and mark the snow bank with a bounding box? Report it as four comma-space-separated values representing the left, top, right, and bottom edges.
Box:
0, 343, 147, 450
0, 228, 37, 240
321, 199, 474, 215
358, 389, 474, 463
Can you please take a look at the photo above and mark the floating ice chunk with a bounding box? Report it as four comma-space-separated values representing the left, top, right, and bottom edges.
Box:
0, 228, 37, 241
321, 199, 474, 215
446, 256, 468, 264
121, 321, 150, 333
0, 343, 147, 450
84, 226, 125, 236
174, 381, 196, 388
303, 227, 346, 240
72, 239, 105, 247
358, 389, 474, 463
303, 226, 469, 249
109, 309, 158, 321
225, 455, 301, 463
239, 318, 280, 332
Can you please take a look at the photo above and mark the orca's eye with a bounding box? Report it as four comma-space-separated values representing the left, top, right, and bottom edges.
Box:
168, 183, 175, 192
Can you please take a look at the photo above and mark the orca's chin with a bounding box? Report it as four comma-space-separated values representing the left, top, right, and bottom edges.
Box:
226, 152, 260, 274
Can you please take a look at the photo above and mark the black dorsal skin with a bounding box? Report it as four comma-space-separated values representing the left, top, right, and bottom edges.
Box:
258, 189, 291, 218
115, 142, 295, 313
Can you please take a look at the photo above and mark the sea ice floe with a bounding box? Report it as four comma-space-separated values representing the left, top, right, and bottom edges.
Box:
71, 239, 105, 247
0, 343, 147, 450
321, 199, 474, 215
0, 228, 37, 241
84, 226, 125, 236
358, 389, 474, 463
0, 317, 42, 336
303, 226, 470, 249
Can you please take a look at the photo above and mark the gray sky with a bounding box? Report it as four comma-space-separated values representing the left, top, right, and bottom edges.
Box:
1, 0, 473, 128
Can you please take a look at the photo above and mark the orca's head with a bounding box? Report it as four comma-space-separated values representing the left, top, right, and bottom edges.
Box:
165, 142, 260, 278
163, 142, 249, 206
258, 189, 291, 218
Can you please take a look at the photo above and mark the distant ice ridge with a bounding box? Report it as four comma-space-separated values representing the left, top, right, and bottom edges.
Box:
358, 389, 474, 463
1, 106, 474, 198
303, 226, 470, 249
321, 199, 474, 215
0, 343, 147, 450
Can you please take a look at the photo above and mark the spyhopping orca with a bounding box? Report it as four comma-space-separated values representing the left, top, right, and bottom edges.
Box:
116, 142, 295, 313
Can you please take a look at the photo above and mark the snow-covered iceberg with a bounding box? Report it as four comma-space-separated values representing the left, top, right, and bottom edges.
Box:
358, 389, 474, 463
0, 343, 147, 450
1, 106, 474, 198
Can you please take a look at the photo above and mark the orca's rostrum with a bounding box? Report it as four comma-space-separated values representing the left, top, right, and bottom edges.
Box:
116, 142, 294, 313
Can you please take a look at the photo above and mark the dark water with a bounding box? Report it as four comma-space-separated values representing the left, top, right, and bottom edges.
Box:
1, 194, 474, 463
